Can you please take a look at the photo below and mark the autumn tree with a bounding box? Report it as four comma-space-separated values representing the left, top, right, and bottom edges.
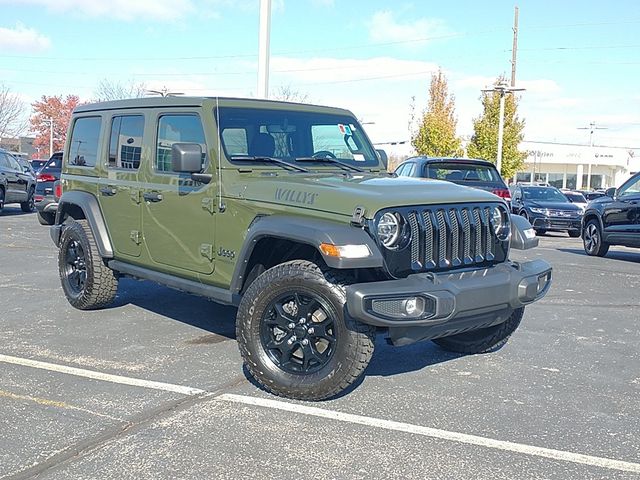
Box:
93, 78, 147, 101
30, 95, 80, 157
411, 70, 463, 157
0, 84, 28, 138
467, 76, 526, 179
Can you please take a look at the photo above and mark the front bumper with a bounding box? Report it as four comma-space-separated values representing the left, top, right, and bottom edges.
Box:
530, 215, 581, 231
345, 259, 552, 330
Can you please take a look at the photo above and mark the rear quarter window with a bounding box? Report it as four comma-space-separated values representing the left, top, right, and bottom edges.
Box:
68, 117, 102, 168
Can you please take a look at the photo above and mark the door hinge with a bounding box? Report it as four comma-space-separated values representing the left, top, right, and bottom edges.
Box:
200, 243, 214, 261
130, 230, 142, 245
130, 189, 141, 204
201, 197, 215, 214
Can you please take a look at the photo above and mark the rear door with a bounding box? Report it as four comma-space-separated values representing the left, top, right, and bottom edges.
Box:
97, 113, 145, 258
141, 111, 216, 275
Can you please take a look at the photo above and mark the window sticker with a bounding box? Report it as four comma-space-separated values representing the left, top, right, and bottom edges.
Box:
338, 124, 352, 136
353, 153, 365, 162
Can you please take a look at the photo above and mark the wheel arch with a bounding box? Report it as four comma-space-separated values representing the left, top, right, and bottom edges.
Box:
231, 215, 384, 295
582, 210, 604, 234
55, 191, 114, 258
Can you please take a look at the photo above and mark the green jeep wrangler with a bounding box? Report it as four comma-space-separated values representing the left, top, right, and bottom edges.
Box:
50, 97, 552, 400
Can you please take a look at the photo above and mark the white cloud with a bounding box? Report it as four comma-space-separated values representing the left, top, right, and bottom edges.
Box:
0, 23, 51, 53
367, 10, 451, 46
0, 0, 195, 21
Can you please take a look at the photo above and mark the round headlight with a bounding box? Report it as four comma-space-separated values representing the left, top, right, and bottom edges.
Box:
378, 212, 402, 248
491, 206, 510, 240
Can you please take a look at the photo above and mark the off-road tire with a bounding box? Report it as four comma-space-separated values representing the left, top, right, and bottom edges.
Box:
58, 219, 118, 310
20, 188, 35, 212
236, 260, 375, 401
37, 211, 55, 225
432, 307, 525, 354
583, 219, 609, 257
568, 229, 581, 238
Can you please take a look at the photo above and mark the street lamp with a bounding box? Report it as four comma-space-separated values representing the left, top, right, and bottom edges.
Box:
482, 81, 525, 175
42, 117, 54, 157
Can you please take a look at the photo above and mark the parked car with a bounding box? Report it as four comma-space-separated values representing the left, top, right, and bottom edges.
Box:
35, 152, 63, 225
582, 171, 640, 256
15, 157, 37, 180
576, 189, 605, 201
562, 190, 588, 212
394, 157, 512, 204
510, 184, 582, 237
0, 148, 36, 212
30, 159, 49, 172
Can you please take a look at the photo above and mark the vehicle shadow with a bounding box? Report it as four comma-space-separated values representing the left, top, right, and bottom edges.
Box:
0, 207, 36, 217
112, 278, 237, 340
557, 247, 640, 264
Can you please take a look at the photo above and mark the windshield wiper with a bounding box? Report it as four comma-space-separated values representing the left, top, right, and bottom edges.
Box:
230, 155, 308, 173
295, 157, 365, 173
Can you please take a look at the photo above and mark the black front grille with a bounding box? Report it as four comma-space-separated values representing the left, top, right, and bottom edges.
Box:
373, 203, 509, 278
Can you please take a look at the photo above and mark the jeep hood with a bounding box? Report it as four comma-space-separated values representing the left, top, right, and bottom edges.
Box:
237, 173, 502, 218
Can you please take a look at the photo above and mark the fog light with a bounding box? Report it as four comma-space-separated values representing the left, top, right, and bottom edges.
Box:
370, 296, 431, 319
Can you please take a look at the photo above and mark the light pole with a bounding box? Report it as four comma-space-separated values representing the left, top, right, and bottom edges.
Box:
257, 0, 272, 99
43, 117, 54, 157
482, 81, 525, 175
577, 121, 607, 189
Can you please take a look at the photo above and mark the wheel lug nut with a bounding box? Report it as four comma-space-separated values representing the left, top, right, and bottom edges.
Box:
287, 335, 297, 345
288, 323, 295, 329
301, 339, 309, 346
307, 327, 315, 335
298, 318, 305, 324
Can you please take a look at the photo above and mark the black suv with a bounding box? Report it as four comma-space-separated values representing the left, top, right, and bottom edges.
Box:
0, 148, 36, 213
35, 152, 63, 225
582, 171, 640, 256
395, 157, 512, 203
510, 185, 582, 237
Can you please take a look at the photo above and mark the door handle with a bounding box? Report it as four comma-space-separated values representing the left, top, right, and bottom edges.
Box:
143, 192, 163, 203
100, 186, 117, 196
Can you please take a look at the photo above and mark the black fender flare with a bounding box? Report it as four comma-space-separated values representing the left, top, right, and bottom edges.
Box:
230, 215, 384, 294
54, 191, 114, 258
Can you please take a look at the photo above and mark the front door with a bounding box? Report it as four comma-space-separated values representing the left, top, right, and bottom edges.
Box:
603, 174, 640, 245
97, 114, 145, 258
0, 152, 27, 203
142, 112, 216, 275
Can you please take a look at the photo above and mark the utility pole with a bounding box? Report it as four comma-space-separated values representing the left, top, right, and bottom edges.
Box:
577, 121, 607, 189
481, 81, 525, 175
258, 0, 272, 99
511, 6, 519, 87
43, 117, 54, 157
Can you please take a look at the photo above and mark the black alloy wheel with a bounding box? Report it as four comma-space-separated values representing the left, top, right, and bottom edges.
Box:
260, 291, 336, 375
21, 188, 35, 212
0, 188, 4, 211
62, 239, 87, 295
583, 219, 609, 257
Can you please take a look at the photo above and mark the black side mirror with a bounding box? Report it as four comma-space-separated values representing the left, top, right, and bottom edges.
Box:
171, 143, 202, 173
376, 149, 388, 170
605, 187, 616, 198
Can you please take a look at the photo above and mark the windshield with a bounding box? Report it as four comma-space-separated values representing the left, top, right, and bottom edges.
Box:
423, 162, 501, 182
216, 107, 379, 168
523, 187, 569, 202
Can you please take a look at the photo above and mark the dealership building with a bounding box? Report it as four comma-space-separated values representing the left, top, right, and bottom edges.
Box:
512, 140, 639, 190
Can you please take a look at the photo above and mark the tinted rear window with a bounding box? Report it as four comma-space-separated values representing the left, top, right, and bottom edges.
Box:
423, 163, 501, 183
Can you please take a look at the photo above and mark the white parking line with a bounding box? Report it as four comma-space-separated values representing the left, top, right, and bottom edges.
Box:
218, 394, 640, 475
0, 354, 206, 396
2, 353, 639, 474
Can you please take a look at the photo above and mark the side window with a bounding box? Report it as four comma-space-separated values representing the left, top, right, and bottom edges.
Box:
395, 164, 407, 176
618, 176, 640, 197
68, 117, 102, 167
0, 153, 9, 168
156, 114, 206, 173
222, 128, 248, 156
406, 163, 416, 176
109, 115, 144, 169
5, 154, 21, 171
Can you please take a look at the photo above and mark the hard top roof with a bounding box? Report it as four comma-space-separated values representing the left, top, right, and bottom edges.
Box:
73, 96, 353, 115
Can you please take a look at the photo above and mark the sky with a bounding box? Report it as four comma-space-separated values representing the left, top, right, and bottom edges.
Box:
1, 0, 639, 154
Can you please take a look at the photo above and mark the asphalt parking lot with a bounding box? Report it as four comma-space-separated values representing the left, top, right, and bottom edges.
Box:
1, 206, 639, 479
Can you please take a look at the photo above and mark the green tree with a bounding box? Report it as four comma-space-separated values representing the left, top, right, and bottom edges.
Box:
467, 76, 526, 179
411, 70, 463, 157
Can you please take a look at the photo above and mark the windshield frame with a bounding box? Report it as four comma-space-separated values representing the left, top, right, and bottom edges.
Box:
214, 106, 381, 169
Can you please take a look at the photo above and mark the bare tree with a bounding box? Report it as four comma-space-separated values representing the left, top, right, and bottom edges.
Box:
93, 78, 147, 102
271, 85, 309, 103
0, 84, 28, 138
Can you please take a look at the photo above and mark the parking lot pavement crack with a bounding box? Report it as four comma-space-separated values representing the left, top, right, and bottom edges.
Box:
3, 375, 247, 480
